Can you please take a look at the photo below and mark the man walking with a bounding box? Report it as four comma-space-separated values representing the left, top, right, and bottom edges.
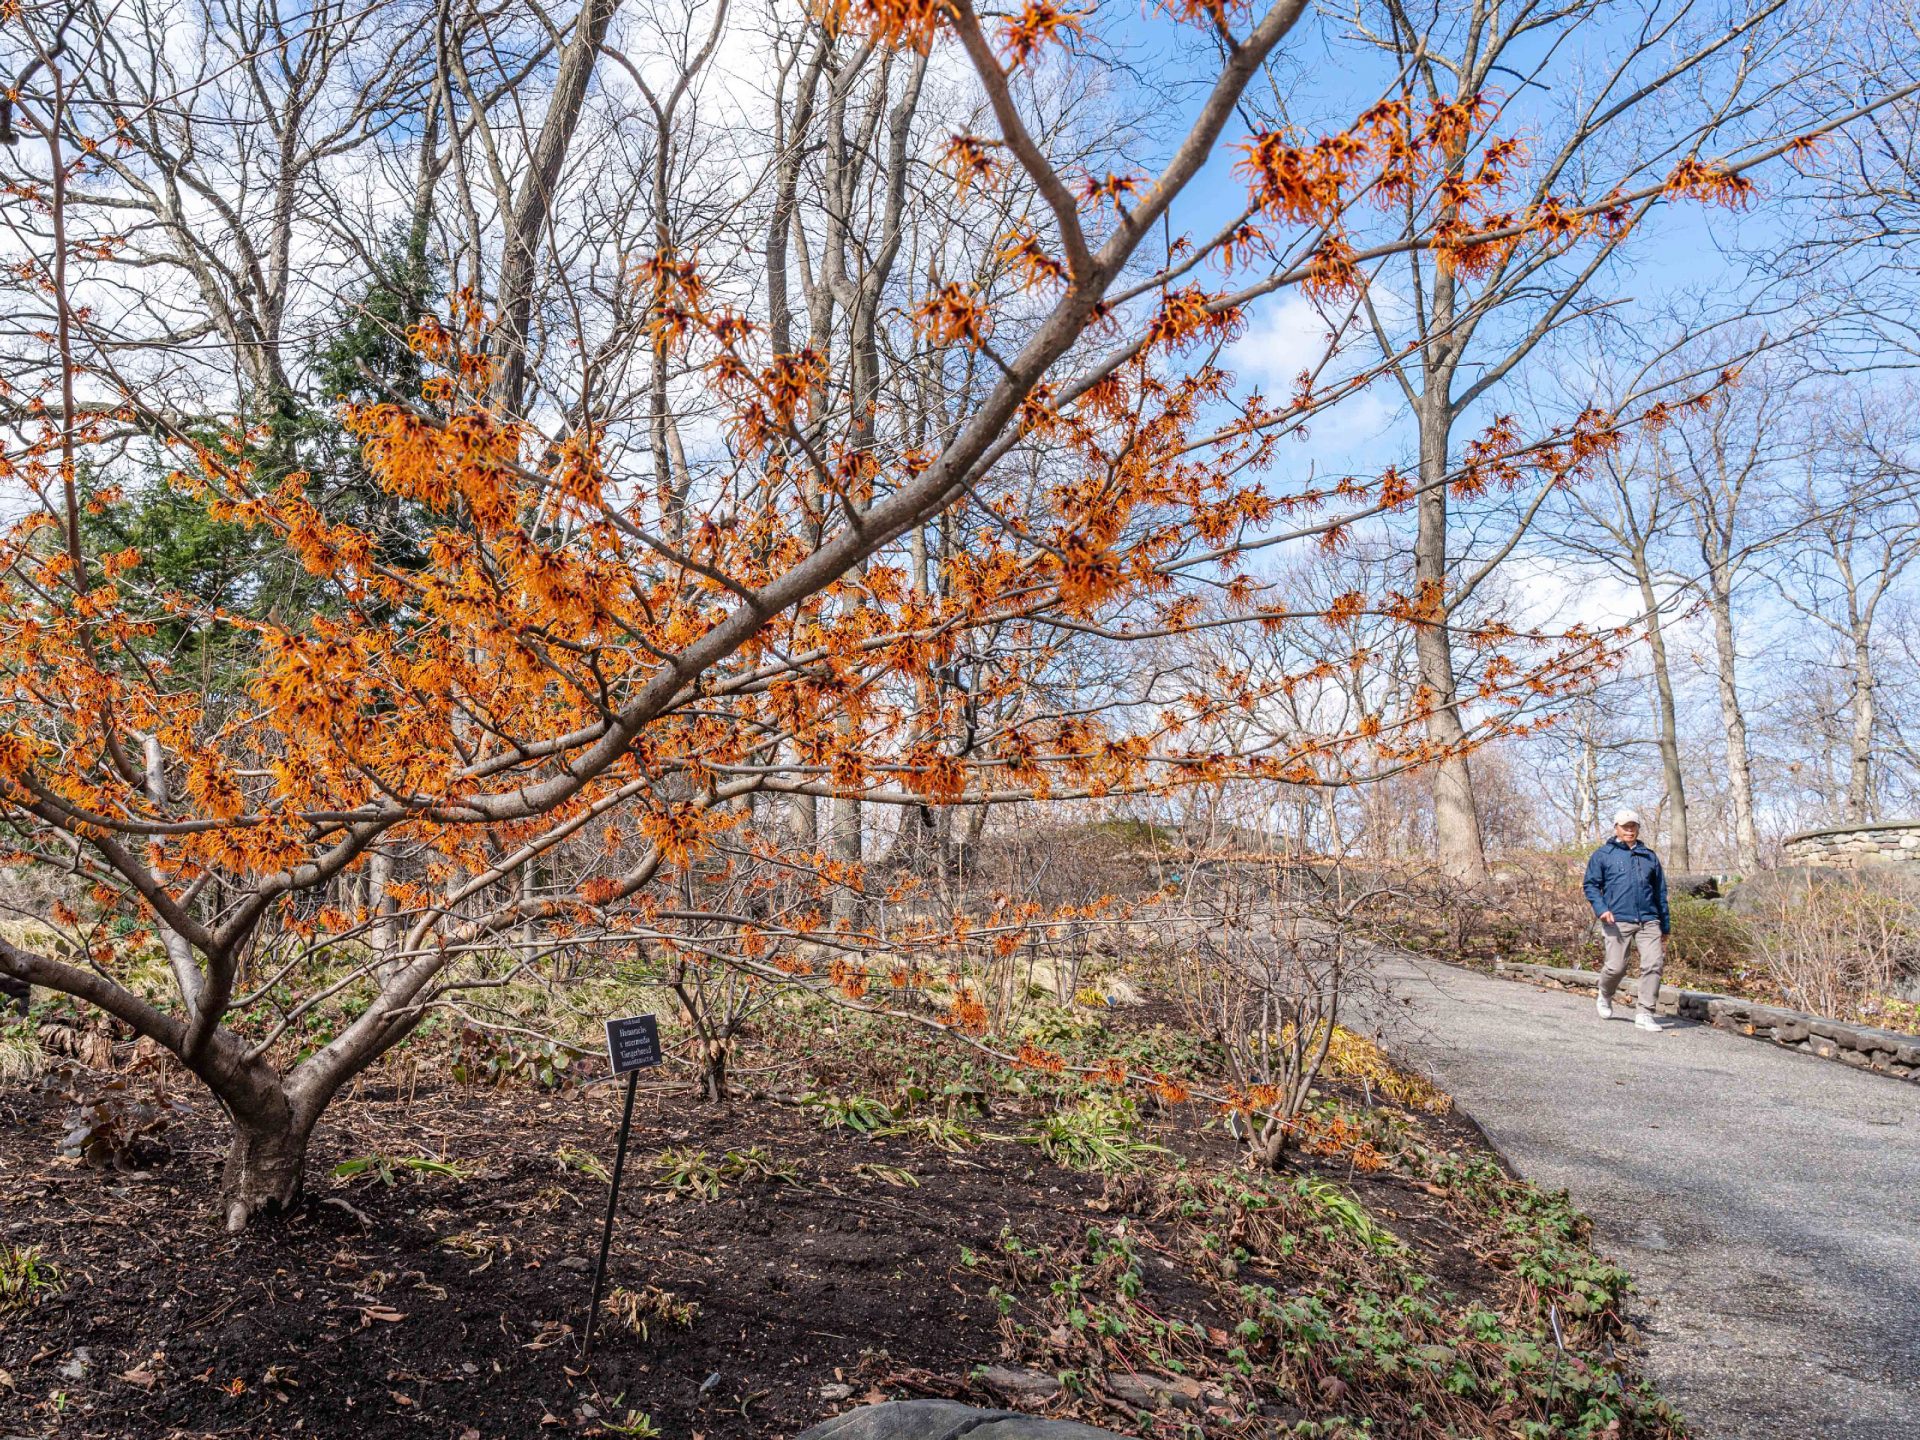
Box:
1582, 809, 1670, 1032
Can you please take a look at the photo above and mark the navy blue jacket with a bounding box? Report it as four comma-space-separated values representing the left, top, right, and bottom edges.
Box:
1583, 838, 1669, 932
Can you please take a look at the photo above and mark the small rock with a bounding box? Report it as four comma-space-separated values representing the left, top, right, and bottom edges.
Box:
558, 1255, 591, 1272
975, 1365, 1062, 1400
820, 1382, 855, 1401
1104, 1370, 1210, 1412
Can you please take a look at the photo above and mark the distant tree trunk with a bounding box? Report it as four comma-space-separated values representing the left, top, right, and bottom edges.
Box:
488, 0, 625, 417
829, 786, 864, 929
1413, 364, 1487, 883
1573, 705, 1598, 840
143, 735, 202, 1004
1847, 623, 1876, 823
1635, 562, 1692, 870
368, 850, 395, 973
961, 801, 990, 851
789, 790, 818, 848
1704, 560, 1760, 870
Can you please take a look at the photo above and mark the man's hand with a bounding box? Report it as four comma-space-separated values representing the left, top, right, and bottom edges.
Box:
1599, 911, 1614, 924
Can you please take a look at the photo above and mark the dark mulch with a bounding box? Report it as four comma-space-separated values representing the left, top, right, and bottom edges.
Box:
0, 1014, 1546, 1440
0, 1076, 1103, 1440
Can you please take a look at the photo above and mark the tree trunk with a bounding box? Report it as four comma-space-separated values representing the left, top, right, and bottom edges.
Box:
488, 0, 625, 417
220, 1093, 314, 1233
1637, 564, 1691, 871
1705, 563, 1760, 870
1255, 1120, 1285, 1171
961, 800, 990, 852
1574, 705, 1598, 840
699, 1046, 728, 1104
1847, 626, 1875, 823
788, 789, 818, 848
829, 789, 863, 929
1414, 405, 1487, 883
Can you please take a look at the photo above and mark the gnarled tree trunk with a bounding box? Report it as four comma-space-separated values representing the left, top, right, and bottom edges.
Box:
220, 1096, 316, 1233
178, 1028, 323, 1231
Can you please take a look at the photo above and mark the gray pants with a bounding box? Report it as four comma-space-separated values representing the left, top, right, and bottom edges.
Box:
1599, 920, 1665, 1013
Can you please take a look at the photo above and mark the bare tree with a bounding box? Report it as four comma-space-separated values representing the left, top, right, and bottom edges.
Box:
1775, 393, 1920, 821
1333, 0, 1832, 878
1667, 370, 1808, 868
1177, 865, 1377, 1169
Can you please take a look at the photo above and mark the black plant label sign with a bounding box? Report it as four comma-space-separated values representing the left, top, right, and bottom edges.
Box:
604, 1014, 662, 1076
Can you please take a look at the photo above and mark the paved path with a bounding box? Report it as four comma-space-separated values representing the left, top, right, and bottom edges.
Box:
1357, 952, 1920, 1440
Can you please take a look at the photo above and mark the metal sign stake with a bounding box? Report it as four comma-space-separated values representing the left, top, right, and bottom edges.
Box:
579, 1067, 638, 1366
579, 1013, 661, 1366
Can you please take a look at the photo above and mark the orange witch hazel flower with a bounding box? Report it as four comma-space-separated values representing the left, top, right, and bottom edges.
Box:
1000, 0, 1082, 66
1151, 1074, 1191, 1105
943, 134, 1001, 198
1665, 156, 1756, 207
914, 281, 989, 347
1016, 1041, 1067, 1074
947, 997, 991, 1034
812, 0, 947, 47
828, 957, 870, 999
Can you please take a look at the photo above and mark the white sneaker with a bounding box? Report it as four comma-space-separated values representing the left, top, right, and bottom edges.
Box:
1634, 1012, 1663, 1032
1596, 993, 1613, 1020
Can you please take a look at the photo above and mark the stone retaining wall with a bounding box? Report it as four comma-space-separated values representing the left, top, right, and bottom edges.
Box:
1495, 961, 1920, 1082
1780, 820, 1920, 869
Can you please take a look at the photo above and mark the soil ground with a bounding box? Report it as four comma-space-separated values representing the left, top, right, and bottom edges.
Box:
2, 1071, 1531, 1440
2, 979, 1673, 1440
3, 1076, 1105, 1439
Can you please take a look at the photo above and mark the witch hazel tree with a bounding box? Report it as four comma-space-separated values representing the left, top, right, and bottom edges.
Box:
0, 0, 1868, 1225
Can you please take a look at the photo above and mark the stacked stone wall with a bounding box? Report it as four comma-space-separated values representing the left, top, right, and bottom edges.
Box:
1781, 821, 1920, 868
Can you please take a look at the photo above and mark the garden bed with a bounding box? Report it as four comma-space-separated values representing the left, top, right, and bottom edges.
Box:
2, 997, 1684, 1440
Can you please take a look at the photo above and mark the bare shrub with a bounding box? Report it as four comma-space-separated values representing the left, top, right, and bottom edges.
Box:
1664, 897, 1755, 988
1748, 874, 1920, 1021
1370, 855, 1590, 968
1173, 864, 1378, 1168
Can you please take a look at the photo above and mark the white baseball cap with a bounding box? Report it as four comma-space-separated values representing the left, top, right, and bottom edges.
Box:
1613, 809, 1643, 827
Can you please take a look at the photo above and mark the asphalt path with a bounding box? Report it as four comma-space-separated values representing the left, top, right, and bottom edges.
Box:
1357, 951, 1920, 1440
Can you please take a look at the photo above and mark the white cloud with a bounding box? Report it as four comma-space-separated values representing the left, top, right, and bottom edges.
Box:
1501, 552, 1646, 630
1227, 290, 1409, 470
